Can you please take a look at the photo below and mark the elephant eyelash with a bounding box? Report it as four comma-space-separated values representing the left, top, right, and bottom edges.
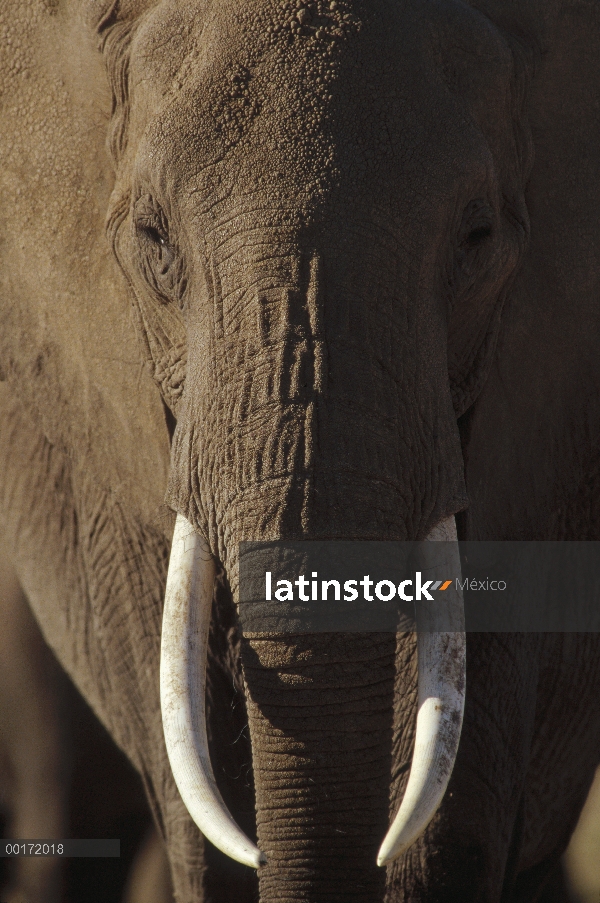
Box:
141, 224, 168, 247
135, 210, 170, 248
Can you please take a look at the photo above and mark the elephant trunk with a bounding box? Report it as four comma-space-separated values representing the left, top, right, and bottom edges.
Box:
161, 232, 467, 884
241, 631, 396, 902
160, 514, 465, 891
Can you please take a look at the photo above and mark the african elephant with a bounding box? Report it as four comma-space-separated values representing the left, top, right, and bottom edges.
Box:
1, 0, 600, 901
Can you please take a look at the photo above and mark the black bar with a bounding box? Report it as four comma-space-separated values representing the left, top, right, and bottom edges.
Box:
1, 840, 120, 857
238, 540, 600, 633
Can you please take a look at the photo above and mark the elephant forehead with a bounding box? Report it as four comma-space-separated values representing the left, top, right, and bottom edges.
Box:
128, 0, 508, 211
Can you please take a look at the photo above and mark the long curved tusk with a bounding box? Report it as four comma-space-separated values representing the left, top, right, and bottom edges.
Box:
377, 515, 466, 866
160, 513, 265, 869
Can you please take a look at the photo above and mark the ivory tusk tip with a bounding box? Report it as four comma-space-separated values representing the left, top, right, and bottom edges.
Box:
376, 833, 408, 867
234, 844, 266, 870
376, 835, 400, 867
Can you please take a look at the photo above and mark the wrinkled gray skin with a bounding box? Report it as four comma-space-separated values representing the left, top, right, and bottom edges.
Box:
1, 0, 600, 901
0, 534, 174, 903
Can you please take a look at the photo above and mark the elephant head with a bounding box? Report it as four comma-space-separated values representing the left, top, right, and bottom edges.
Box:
91, 0, 594, 898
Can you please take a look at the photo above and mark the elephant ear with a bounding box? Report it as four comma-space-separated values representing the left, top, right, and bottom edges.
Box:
91, 0, 193, 418
0, 0, 170, 519
460, 0, 600, 539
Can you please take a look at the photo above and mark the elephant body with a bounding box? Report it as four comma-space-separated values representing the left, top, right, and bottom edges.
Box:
1, 1, 600, 901
0, 521, 175, 903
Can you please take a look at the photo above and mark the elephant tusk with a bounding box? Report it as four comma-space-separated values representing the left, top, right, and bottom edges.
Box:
160, 513, 265, 869
377, 515, 466, 867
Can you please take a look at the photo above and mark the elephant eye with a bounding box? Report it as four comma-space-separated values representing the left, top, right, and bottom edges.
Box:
143, 225, 167, 247
465, 224, 492, 248
458, 201, 494, 253
138, 222, 175, 274
132, 196, 186, 307
129, 192, 188, 311
449, 202, 496, 296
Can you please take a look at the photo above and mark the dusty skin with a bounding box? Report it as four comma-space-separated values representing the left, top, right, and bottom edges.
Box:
2, 1, 600, 901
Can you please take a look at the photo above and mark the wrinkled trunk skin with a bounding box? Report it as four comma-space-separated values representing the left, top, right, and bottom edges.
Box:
168, 227, 467, 570
164, 211, 466, 899
165, 238, 464, 900
241, 633, 396, 902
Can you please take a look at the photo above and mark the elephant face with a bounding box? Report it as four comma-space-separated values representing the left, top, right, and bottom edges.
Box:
106, 0, 528, 565
99, 0, 531, 897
